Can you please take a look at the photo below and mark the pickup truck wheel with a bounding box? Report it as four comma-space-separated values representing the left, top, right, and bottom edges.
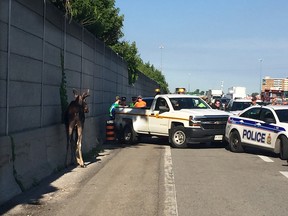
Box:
279, 136, 288, 160
229, 130, 244, 153
170, 126, 187, 148
123, 125, 138, 145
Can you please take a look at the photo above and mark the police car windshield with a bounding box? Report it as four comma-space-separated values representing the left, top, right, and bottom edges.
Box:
169, 97, 209, 110
275, 109, 288, 123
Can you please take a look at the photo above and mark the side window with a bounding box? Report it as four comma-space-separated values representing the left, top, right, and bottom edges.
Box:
276, 110, 288, 123
260, 109, 275, 122
155, 98, 168, 111
145, 99, 153, 109
240, 107, 261, 120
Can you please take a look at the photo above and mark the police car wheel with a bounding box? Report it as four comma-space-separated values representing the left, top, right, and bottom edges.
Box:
229, 130, 244, 153
123, 125, 138, 145
170, 126, 187, 148
279, 136, 288, 160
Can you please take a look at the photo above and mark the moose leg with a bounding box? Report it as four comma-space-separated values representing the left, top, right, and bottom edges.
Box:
65, 125, 75, 167
65, 126, 71, 167
75, 126, 85, 167
70, 128, 77, 165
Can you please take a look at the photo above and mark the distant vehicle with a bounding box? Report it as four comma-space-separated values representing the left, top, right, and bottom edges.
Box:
225, 99, 262, 115
220, 97, 231, 109
207, 89, 223, 103
225, 105, 288, 160
226, 86, 247, 99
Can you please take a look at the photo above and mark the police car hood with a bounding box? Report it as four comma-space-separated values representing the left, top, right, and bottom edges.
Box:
179, 109, 230, 117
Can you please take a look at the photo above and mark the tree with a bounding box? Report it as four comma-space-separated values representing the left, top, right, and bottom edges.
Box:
50, 0, 169, 89
112, 41, 141, 84
138, 61, 169, 93
51, 0, 124, 46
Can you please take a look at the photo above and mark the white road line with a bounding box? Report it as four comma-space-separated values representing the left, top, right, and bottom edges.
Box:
258, 155, 274, 162
164, 146, 178, 216
279, 171, 288, 179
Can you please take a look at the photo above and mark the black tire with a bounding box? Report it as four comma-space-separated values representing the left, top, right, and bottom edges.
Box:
229, 130, 244, 153
123, 125, 138, 145
115, 125, 124, 144
170, 126, 188, 148
279, 136, 288, 160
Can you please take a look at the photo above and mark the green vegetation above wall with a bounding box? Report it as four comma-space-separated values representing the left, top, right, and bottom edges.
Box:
50, 0, 168, 88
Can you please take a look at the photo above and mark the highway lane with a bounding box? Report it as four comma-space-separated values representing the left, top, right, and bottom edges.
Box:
1, 142, 168, 216
172, 143, 288, 216
2, 140, 288, 216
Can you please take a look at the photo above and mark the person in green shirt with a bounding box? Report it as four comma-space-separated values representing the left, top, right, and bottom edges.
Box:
129, 96, 137, 107
109, 96, 121, 120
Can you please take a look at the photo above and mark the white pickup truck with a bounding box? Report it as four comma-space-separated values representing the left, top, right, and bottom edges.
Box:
114, 94, 230, 148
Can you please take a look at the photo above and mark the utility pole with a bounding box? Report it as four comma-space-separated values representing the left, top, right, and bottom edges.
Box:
159, 45, 164, 72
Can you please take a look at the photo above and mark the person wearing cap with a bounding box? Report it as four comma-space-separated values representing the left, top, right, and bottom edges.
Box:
120, 96, 127, 107
129, 96, 137, 107
109, 96, 121, 119
134, 95, 146, 108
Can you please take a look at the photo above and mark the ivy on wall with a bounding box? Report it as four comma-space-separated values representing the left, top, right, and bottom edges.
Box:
59, 51, 68, 123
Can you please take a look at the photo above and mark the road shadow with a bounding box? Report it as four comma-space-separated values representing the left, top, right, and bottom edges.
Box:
0, 142, 121, 215
0, 166, 73, 214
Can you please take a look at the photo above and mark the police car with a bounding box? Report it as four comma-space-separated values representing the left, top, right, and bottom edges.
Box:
225, 105, 288, 159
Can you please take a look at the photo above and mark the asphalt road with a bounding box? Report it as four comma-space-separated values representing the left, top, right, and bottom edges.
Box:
1, 141, 167, 216
172, 144, 288, 216
2, 140, 288, 216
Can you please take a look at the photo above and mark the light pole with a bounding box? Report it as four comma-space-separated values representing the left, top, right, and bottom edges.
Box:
259, 59, 263, 95
159, 45, 164, 72
188, 73, 191, 92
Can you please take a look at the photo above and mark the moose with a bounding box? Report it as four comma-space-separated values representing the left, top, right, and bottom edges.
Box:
64, 89, 90, 167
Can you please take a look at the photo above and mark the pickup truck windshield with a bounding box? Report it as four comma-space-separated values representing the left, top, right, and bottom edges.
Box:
169, 97, 209, 110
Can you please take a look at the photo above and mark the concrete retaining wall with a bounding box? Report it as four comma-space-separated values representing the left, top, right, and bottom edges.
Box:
0, 0, 159, 205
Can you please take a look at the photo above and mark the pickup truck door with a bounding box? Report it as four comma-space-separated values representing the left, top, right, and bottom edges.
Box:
148, 97, 170, 135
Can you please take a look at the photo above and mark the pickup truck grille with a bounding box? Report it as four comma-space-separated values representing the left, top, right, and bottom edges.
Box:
195, 117, 229, 130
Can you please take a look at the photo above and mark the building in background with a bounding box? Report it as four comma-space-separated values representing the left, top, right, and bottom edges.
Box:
261, 76, 288, 102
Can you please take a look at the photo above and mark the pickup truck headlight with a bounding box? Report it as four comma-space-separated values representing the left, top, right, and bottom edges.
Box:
189, 116, 201, 127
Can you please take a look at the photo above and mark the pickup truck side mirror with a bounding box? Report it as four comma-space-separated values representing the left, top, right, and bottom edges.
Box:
159, 105, 169, 113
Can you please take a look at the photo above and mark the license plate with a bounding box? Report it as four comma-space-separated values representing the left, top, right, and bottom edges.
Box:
214, 135, 223, 141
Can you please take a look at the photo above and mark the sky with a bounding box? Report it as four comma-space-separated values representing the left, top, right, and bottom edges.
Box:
115, 0, 288, 95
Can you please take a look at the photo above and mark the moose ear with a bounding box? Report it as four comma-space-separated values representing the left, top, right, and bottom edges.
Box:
83, 89, 90, 98
73, 89, 78, 97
